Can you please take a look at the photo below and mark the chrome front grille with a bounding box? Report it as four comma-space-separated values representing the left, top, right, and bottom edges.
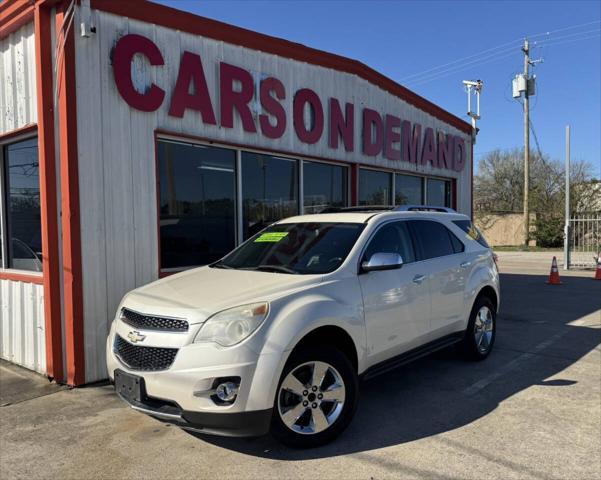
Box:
114, 335, 178, 371
121, 308, 189, 332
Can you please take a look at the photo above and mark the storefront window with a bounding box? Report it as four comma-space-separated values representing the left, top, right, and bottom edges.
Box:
242, 152, 299, 239
1, 137, 42, 272
427, 178, 451, 207
359, 169, 392, 206
395, 174, 423, 205
303, 161, 348, 213
158, 140, 236, 269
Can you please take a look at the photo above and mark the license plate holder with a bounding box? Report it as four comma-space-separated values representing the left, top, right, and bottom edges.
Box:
114, 369, 145, 404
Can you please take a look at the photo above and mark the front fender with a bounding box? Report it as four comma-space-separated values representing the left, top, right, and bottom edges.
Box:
245, 277, 365, 411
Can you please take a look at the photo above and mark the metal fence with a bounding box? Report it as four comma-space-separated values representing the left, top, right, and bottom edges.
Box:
567, 213, 600, 269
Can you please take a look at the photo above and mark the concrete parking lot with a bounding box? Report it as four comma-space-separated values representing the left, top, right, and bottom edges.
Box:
1, 253, 600, 480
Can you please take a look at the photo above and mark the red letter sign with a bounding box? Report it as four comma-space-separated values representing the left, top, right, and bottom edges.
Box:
421, 127, 436, 166
363, 108, 383, 156
294, 89, 324, 144
168, 51, 216, 124
454, 137, 466, 172
384, 115, 401, 161
401, 121, 421, 164
220, 63, 257, 132
112, 34, 165, 112
259, 77, 286, 139
437, 132, 454, 169
329, 99, 354, 152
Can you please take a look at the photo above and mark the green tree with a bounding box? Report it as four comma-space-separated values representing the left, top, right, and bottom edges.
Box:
474, 148, 597, 246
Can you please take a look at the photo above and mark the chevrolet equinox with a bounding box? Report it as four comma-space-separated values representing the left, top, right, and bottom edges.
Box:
107, 206, 499, 448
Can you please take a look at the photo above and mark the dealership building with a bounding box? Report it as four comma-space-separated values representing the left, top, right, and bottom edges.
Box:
0, 0, 474, 385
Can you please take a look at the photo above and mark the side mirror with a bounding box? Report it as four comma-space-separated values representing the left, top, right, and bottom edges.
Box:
361, 252, 403, 273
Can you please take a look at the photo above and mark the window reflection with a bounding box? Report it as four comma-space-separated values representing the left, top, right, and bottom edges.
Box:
242, 152, 298, 239
303, 161, 347, 213
4, 137, 42, 272
359, 169, 392, 206
395, 174, 423, 205
426, 178, 451, 207
158, 140, 236, 269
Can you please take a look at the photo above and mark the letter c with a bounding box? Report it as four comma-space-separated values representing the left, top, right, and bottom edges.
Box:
112, 34, 165, 112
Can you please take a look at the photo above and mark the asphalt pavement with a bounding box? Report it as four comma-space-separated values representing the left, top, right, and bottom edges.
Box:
1, 253, 600, 480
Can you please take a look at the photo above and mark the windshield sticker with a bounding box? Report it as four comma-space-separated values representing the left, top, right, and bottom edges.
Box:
254, 232, 289, 243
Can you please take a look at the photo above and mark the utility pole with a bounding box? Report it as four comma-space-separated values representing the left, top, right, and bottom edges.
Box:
563, 125, 571, 270
522, 39, 530, 247
513, 40, 541, 246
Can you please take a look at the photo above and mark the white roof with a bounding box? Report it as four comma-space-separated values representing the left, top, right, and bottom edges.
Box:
277, 210, 469, 224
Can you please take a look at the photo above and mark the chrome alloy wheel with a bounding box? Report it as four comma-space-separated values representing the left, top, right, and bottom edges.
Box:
277, 361, 346, 435
474, 305, 494, 354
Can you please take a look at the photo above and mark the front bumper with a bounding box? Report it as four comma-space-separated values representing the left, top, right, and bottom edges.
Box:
114, 382, 272, 437
106, 321, 283, 436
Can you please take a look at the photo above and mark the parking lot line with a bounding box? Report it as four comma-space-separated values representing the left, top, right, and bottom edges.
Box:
463, 331, 566, 396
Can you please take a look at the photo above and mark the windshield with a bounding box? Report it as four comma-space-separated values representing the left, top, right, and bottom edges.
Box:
212, 222, 365, 274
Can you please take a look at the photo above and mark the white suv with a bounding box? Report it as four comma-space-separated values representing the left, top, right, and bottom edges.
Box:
106, 206, 499, 448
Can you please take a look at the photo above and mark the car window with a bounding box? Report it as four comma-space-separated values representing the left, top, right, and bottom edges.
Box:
453, 220, 490, 248
363, 221, 416, 264
409, 220, 457, 260
448, 230, 465, 253
214, 222, 364, 274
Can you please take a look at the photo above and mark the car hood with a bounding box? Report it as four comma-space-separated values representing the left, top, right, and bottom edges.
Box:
120, 266, 323, 324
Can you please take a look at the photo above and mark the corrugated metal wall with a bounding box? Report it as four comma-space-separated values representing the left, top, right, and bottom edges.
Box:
0, 22, 45, 375
75, 8, 473, 382
0, 279, 46, 374
0, 22, 37, 134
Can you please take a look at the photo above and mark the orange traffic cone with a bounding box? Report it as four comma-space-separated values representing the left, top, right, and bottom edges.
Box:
594, 253, 601, 281
546, 256, 562, 285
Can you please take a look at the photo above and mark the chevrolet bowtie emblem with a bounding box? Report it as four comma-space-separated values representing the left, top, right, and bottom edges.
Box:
127, 331, 146, 343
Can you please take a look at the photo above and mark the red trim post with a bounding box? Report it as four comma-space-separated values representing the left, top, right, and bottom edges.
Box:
154, 130, 163, 278
56, 3, 85, 386
451, 178, 458, 211
470, 135, 474, 219
350, 164, 359, 206
34, 4, 64, 383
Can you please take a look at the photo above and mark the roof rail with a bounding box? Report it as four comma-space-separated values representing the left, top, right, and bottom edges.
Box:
319, 206, 395, 213
394, 205, 456, 213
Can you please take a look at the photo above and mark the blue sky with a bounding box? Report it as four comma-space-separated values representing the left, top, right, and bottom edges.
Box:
157, 0, 601, 177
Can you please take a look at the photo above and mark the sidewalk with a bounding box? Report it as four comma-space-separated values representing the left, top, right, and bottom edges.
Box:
0, 361, 65, 407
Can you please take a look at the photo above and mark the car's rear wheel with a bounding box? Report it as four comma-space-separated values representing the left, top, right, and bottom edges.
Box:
270, 346, 358, 448
461, 296, 496, 360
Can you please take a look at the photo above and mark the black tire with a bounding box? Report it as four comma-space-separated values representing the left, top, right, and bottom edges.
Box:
460, 295, 496, 361
270, 345, 359, 448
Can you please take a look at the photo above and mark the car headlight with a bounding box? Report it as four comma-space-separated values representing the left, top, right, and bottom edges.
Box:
194, 302, 269, 347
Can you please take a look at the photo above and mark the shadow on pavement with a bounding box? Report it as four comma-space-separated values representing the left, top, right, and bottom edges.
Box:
189, 273, 601, 460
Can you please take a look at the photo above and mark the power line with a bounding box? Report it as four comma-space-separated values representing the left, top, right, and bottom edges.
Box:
527, 20, 600, 40
408, 50, 518, 86
534, 28, 600, 46
407, 31, 599, 87
400, 20, 601, 85
399, 40, 520, 82
535, 32, 600, 49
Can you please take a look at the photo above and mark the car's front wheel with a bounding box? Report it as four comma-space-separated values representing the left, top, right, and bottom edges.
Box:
270, 346, 358, 448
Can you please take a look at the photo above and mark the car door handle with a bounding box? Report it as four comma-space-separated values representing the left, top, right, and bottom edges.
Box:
413, 274, 426, 284
460, 261, 472, 269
